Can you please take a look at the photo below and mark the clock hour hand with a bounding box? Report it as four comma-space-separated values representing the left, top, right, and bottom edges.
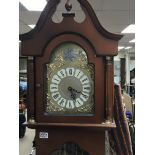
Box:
68, 87, 77, 100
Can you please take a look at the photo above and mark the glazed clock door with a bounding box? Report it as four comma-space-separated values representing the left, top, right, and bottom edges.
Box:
35, 36, 106, 123
45, 43, 94, 115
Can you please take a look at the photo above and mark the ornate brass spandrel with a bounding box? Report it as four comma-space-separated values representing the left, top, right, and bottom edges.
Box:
45, 43, 95, 115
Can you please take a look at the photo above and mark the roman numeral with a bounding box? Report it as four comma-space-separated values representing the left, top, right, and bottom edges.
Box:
80, 75, 89, 84
66, 100, 75, 109
58, 98, 66, 107
75, 98, 84, 107
57, 69, 66, 79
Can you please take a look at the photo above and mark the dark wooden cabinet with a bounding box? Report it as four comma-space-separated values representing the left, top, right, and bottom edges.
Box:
20, 0, 122, 154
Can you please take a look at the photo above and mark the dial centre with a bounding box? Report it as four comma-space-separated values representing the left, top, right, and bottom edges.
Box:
59, 76, 82, 100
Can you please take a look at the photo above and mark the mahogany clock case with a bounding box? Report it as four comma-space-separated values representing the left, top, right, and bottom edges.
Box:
19, 0, 123, 155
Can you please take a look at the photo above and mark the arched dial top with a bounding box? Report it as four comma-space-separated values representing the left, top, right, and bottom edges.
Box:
45, 43, 94, 115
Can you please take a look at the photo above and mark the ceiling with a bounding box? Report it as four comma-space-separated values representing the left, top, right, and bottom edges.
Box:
19, 0, 135, 53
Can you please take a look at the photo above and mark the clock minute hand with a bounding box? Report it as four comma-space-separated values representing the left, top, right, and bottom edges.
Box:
72, 88, 88, 98
72, 88, 85, 96
71, 88, 80, 94
68, 87, 80, 94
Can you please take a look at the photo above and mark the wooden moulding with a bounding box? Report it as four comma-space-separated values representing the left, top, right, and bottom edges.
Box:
23, 122, 116, 130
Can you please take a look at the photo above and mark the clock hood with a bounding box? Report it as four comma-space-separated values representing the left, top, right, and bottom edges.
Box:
19, 0, 123, 57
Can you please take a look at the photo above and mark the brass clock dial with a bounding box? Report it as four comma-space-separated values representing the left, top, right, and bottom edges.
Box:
45, 43, 94, 115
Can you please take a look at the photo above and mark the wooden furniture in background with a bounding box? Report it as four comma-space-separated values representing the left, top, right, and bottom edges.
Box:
120, 58, 126, 89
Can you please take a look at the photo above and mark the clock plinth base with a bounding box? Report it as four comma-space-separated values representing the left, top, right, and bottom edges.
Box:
35, 127, 105, 155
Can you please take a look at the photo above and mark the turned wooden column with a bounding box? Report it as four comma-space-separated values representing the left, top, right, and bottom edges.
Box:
105, 56, 114, 123
27, 56, 35, 122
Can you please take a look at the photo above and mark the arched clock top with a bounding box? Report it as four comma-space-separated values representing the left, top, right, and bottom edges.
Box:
42, 34, 96, 57
19, 0, 123, 56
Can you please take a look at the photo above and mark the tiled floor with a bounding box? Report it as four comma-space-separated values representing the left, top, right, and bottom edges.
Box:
19, 127, 35, 155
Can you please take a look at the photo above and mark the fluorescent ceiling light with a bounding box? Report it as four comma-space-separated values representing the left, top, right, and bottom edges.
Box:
118, 46, 124, 50
28, 24, 36, 29
129, 39, 135, 43
121, 24, 135, 33
124, 46, 132, 49
20, 0, 47, 11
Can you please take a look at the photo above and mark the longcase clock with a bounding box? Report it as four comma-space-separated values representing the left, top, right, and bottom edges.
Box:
20, 0, 123, 154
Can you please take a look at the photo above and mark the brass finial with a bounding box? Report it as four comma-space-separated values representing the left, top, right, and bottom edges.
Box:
65, 0, 72, 12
